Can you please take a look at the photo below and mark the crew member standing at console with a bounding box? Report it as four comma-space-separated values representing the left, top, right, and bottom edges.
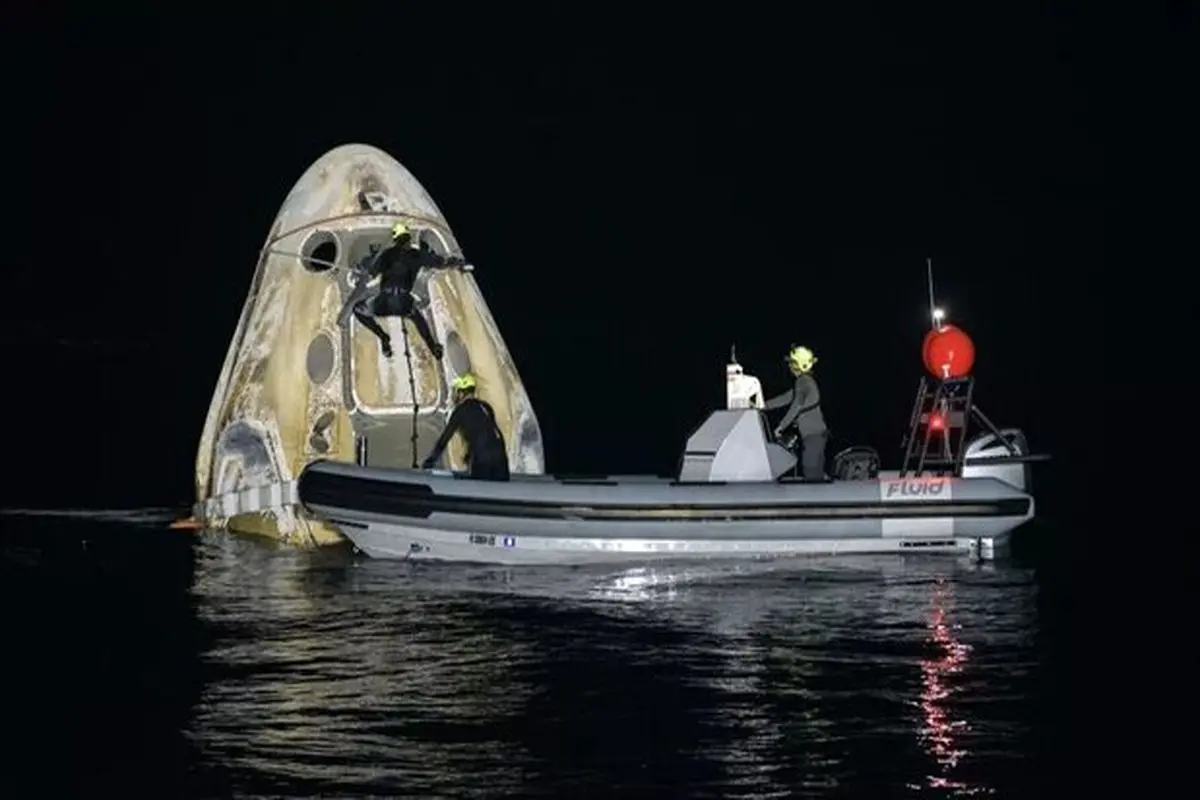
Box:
421, 373, 511, 481
765, 345, 828, 481
344, 222, 469, 360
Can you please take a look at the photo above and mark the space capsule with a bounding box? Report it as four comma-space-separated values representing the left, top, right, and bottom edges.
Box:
193, 144, 544, 544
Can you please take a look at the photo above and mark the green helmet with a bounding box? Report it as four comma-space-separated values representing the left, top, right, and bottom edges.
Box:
391, 221, 410, 240
451, 373, 477, 392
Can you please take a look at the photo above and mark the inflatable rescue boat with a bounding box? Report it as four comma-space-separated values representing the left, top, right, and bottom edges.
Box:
298, 341, 1046, 564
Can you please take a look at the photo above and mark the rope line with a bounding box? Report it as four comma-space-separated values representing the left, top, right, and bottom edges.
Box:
399, 318, 420, 469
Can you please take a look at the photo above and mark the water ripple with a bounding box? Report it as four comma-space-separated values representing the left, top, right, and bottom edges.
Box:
179, 535, 1047, 796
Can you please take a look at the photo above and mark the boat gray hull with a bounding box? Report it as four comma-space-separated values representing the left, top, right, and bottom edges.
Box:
297, 459, 1034, 564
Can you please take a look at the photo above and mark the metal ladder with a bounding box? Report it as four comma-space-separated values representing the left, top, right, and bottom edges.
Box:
900, 375, 1016, 477
900, 376, 974, 477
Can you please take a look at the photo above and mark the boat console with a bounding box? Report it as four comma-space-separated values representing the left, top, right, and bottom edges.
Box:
678, 408, 797, 483
676, 353, 796, 483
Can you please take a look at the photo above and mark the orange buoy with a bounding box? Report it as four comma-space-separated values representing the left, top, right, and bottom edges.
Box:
922, 324, 976, 380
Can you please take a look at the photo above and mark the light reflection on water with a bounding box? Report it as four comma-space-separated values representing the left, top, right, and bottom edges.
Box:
187, 534, 1045, 797
913, 578, 983, 795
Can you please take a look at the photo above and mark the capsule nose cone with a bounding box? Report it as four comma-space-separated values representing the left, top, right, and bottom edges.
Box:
276, 143, 457, 251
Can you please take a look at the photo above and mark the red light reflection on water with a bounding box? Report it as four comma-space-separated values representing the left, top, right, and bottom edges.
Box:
912, 578, 992, 796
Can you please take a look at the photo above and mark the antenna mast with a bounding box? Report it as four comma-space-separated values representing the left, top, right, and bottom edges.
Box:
926, 257, 944, 331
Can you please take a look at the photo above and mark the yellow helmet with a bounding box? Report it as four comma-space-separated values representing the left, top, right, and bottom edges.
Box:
786, 345, 817, 373
391, 222, 410, 240
451, 373, 477, 392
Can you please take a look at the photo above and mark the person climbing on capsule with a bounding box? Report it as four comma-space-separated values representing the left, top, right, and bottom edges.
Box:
765, 345, 829, 481
342, 222, 471, 360
421, 373, 511, 482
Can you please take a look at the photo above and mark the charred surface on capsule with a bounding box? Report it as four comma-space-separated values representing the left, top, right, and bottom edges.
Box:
194, 143, 544, 545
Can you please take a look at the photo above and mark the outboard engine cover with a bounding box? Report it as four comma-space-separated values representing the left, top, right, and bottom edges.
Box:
832, 446, 880, 481
962, 428, 1030, 491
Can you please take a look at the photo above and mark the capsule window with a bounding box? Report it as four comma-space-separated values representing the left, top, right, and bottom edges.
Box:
300, 229, 340, 273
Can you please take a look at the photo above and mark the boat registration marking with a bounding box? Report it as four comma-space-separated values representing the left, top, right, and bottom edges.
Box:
468, 534, 518, 548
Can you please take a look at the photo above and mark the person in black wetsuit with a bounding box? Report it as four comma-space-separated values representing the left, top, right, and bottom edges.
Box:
765, 344, 829, 481
346, 222, 470, 360
421, 372, 511, 481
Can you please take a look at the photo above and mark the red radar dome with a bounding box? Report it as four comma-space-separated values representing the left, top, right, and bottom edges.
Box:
922, 324, 976, 379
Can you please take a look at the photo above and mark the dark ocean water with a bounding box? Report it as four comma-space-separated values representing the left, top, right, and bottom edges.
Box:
1, 509, 1063, 798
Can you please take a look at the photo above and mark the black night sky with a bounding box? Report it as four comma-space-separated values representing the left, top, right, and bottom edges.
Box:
7, 7, 1118, 517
